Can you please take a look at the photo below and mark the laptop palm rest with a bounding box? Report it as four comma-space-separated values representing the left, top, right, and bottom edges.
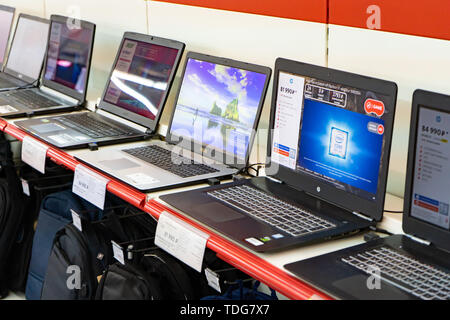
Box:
332, 275, 411, 300
99, 158, 140, 171
196, 203, 245, 223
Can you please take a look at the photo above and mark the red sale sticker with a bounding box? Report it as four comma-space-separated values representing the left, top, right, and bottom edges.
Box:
365, 99, 385, 117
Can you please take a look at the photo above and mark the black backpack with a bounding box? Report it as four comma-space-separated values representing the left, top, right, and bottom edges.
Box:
0, 133, 28, 298
41, 208, 157, 300
41, 221, 114, 300
95, 262, 164, 300
6, 163, 73, 293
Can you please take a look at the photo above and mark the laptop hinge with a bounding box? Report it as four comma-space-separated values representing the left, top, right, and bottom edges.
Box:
266, 176, 283, 184
39, 86, 79, 105
352, 211, 374, 222
95, 108, 149, 134
405, 234, 431, 246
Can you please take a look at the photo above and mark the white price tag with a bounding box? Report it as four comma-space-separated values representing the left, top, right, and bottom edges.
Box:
72, 165, 108, 209
205, 268, 221, 293
71, 209, 83, 232
21, 136, 48, 174
112, 241, 125, 265
155, 211, 209, 272
21, 179, 30, 196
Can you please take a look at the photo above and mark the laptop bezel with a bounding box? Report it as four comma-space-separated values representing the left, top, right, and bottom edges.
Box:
40, 15, 96, 104
97, 32, 185, 131
3, 13, 50, 84
403, 89, 450, 252
0, 5, 15, 70
266, 58, 398, 221
165, 51, 272, 170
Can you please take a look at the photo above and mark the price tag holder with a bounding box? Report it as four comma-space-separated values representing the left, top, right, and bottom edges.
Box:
21, 136, 48, 174
71, 209, 83, 232
155, 211, 209, 273
205, 268, 221, 293
72, 164, 108, 210
112, 241, 125, 265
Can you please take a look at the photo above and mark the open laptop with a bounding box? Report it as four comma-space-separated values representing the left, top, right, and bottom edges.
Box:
0, 5, 15, 71
14, 32, 185, 149
0, 15, 95, 118
74, 52, 271, 191
160, 58, 398, 252
284, 89, 450, 300
0, 14, 50, 93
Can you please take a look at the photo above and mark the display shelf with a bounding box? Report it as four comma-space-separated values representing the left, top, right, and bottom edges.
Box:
0, 119, 337, 300
146, 199, 331, 300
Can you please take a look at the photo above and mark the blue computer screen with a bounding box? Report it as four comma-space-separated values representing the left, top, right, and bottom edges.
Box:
170, 58, 267, 160
272, 73, 390, 201
298, 99, 384, 194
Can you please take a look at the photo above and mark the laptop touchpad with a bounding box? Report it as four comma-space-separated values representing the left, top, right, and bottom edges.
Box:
196, 203, 245, 223
31, 123, 65, 133
100, 158, 140, 171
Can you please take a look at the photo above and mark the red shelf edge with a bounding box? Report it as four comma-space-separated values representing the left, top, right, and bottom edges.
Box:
2, 122, 147, 209
145, 199, 332, 300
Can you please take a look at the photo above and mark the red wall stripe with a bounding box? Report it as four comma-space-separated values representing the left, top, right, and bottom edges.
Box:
329, 0, 450, 41
151, 0, 328, 24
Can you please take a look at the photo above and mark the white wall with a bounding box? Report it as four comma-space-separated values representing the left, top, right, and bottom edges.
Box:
328, 25, 450, 197
1, 0, 45, 18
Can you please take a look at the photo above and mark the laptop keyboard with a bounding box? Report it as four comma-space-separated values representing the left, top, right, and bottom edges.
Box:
5, 89, 59, 109
123, 145, 219, 178
207, 185, 336, 237
57, 113, 135, 138
341, 246, 450, 300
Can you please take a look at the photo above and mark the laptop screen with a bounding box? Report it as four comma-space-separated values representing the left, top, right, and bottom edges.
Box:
6, 16, 49, 80
169, 57, 268, 160
0, 8, 14, 66
44, 20, 93, 94
103, 38, 180, 120
272, 72, 391, 202
410, 106, 450, 231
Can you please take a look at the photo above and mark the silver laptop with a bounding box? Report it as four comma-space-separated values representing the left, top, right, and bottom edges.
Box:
0, 14, 50, 93
0, 5, 15, 72
14, 32, 185, 150
75, 52, 271, 192
0, 15, 95, 118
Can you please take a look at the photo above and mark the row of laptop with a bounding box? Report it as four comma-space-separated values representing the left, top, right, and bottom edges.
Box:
1, 6, 449, 300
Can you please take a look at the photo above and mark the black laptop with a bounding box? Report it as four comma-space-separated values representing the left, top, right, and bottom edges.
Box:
160, 58, 398, 252
0, 15, 95, 118
14, 32, 185, 149
284, 89, 450, 300
0, 14, 50, 93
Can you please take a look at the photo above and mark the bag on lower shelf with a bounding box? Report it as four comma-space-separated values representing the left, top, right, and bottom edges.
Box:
97, 247, 200, 300
25, 190, 103, 300
41, 221, 113, 300
42, 209, 157, 300
141, 249, 200, 300
0, 133, 28, 299
95, 262, 163, 300
6, 163, 73, 293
